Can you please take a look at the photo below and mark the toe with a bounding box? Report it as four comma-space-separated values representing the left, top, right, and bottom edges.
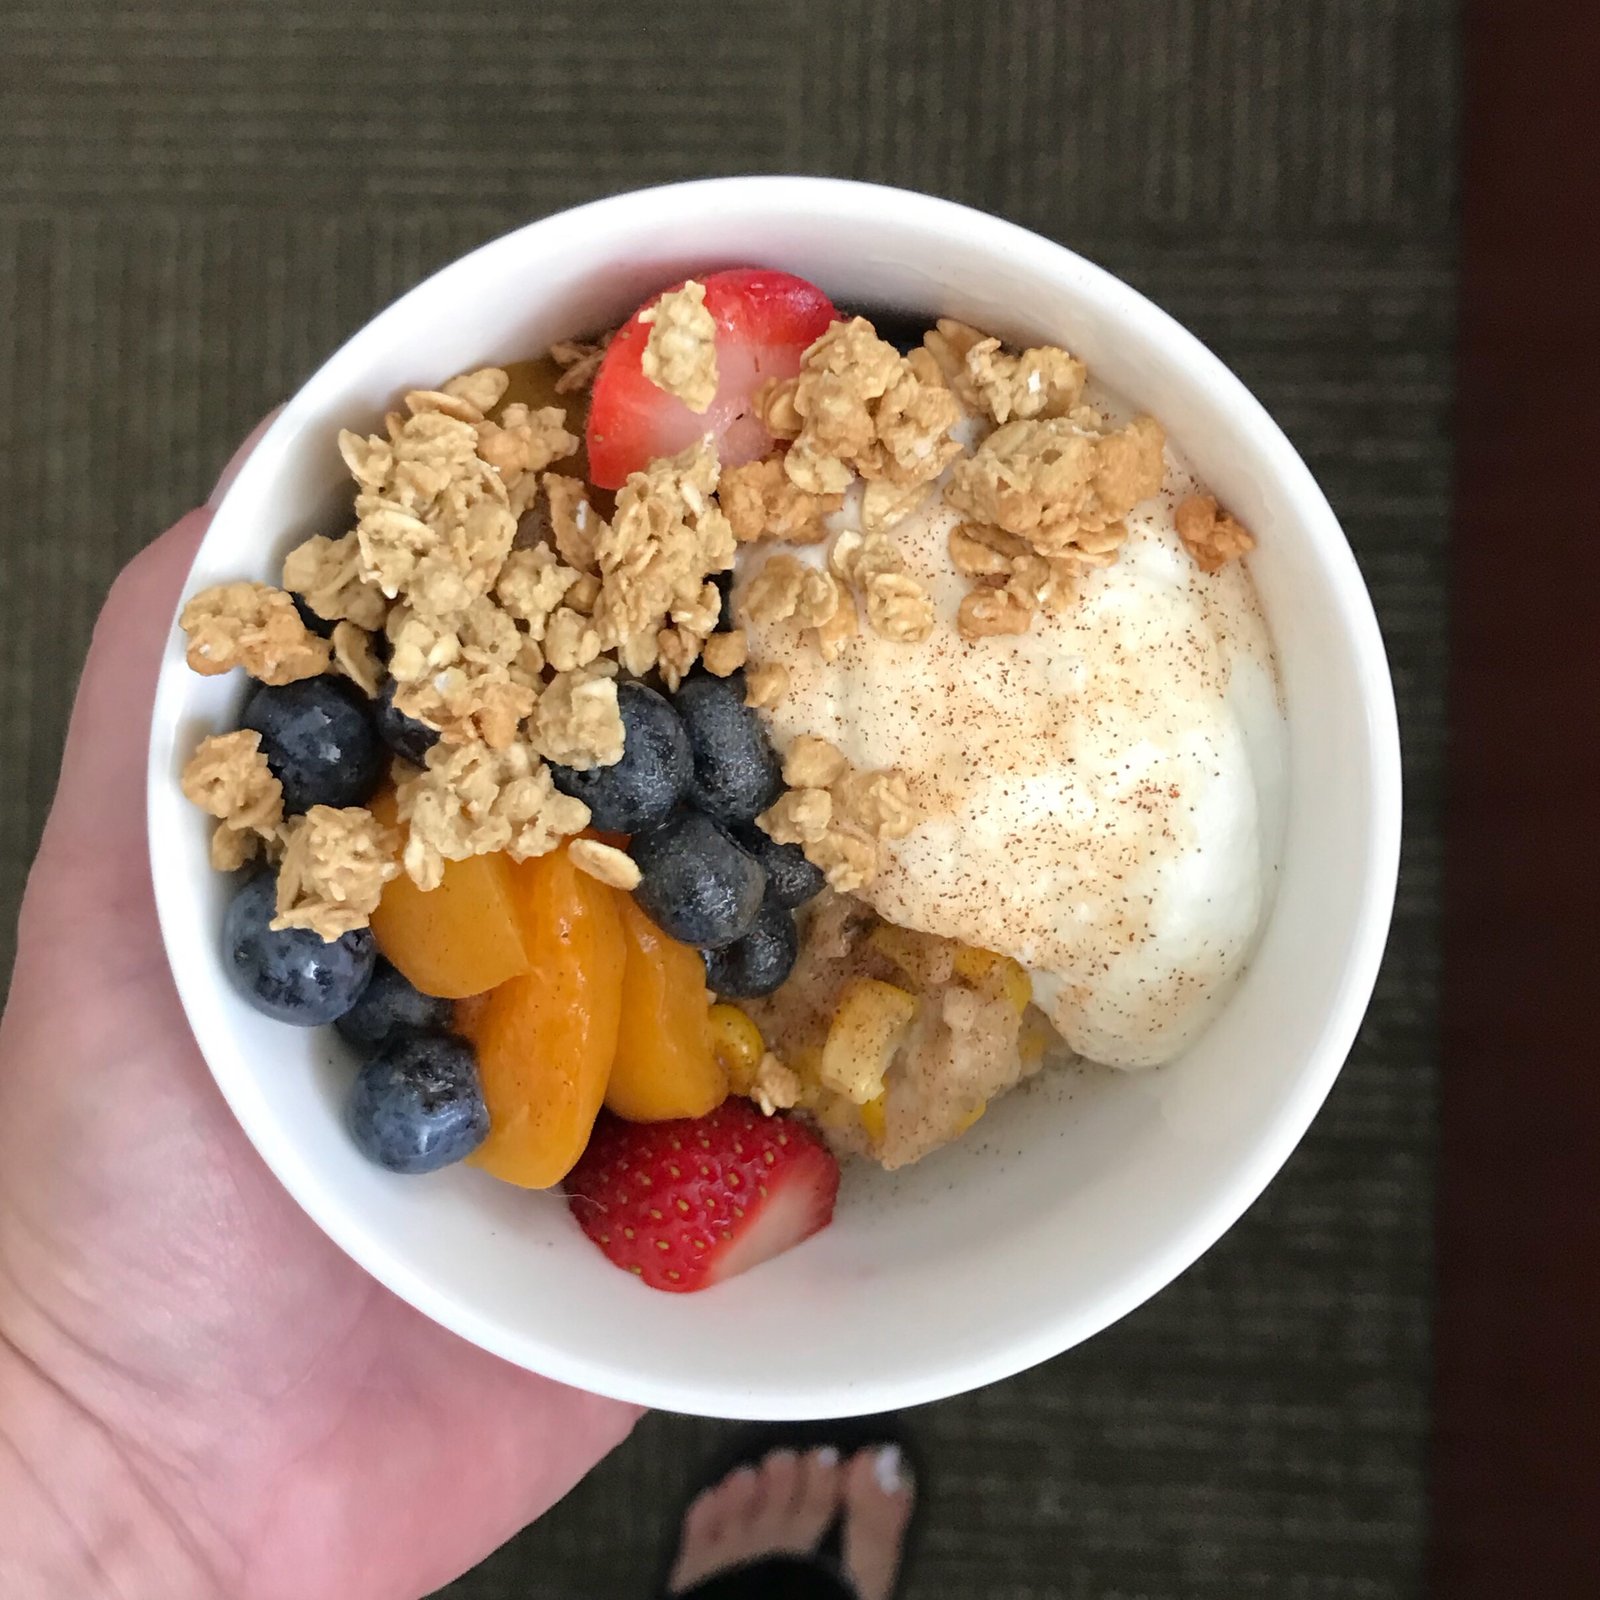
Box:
667, 1466, 762, 1594
793, 1446, 843, 1543
751, 1447, 803, 1528
842, 1446, 916, 1600
713, 1464, 763, 1538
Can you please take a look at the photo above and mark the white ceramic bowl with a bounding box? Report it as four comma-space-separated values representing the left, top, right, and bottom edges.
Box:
148, 177, 1400, 1419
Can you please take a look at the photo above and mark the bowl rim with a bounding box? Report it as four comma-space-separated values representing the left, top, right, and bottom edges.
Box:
148, 174, 1402, 1417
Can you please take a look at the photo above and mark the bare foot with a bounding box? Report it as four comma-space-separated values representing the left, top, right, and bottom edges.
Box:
667, 1446, 842, 1593
840, 1445, 915, 1600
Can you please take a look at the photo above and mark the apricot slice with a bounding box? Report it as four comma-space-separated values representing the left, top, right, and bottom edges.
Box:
367, 792, 534, 1000
606, 899, 728, 1123
462, 845, 626, 1188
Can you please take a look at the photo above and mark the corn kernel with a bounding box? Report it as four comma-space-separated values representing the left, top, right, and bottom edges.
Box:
821, 977, 917, 1104
709, 1003, 763, 1095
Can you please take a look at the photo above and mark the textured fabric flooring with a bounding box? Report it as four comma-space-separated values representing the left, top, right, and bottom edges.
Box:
0, 3, 1454, 1595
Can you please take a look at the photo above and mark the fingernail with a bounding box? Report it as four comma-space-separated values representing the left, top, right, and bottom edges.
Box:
207, 407, 283, 507
874, 1443, 907, 1494
815, 1445, 840, 1468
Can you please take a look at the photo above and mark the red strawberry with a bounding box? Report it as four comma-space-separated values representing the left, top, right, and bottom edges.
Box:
585, 268, 839, 489
565, 1102, 841, 1292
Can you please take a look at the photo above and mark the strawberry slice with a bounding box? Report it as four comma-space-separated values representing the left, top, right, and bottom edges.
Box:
586, 268, 839, 489
565, 1101, 841, 1292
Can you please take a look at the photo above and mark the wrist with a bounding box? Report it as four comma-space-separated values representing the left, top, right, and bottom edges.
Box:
0, 1330, 220, 1600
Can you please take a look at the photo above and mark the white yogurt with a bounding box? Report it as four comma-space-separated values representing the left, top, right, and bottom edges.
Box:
738, 426, 1286, 1070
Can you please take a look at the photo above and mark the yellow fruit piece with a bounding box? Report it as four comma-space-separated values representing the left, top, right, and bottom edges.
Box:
858, 1091, 888, 1147
461, 845, 625, 1188
367, 791, 535, 1000
821, 978, 917, 1105
952, 945, 1032, 1012
605, 898, 727, 1122
709, 1004, 764, 1096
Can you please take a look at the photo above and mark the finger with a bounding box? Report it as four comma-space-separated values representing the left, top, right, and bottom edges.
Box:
36, 507, 213, 867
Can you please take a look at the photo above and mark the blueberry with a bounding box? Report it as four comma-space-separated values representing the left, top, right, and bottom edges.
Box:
223, 872, 375, 1025
241, 676, 384, 814
673, 670, 783, 825
335, 957, 455, 1050
550, 682, 691, 833
703, 895, 798, 998
291, 593, 337, 639
346, 1032, 489, 1174
731, 822, 826, 909
373, 679, 440, 767
631, 809, 766, 949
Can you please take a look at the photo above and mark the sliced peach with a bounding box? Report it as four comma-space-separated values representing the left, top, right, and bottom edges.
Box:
605, 898, 728, 1123
367, 792, 534, 1000
461, 845, 626, 1188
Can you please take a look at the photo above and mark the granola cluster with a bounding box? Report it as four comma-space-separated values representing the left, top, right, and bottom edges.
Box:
922, 317, 1088, 425
639, 280, 719, 413
829, 529, 935, 643
272, 806, 400, 939
757, 734, 917, 895
719, 457, 839, 545
942, 414, 1165, 638
1175, 493, 1258, 574
548, 334, 611, 395
178, 357, 747, 932
180, 731, 285, 872
729, 312, 1249, 660
334, 370, 578, 752
740, 554, 857, 663
180, 583, 330, 685
758, 317, 963, 497
396, 738, 590, 891
589, 439, 736, 688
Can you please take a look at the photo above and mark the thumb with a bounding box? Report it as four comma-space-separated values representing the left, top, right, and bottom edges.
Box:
32, 412, 281, 891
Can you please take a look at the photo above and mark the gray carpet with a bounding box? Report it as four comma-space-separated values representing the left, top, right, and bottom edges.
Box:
0, 2, 1454, 1595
